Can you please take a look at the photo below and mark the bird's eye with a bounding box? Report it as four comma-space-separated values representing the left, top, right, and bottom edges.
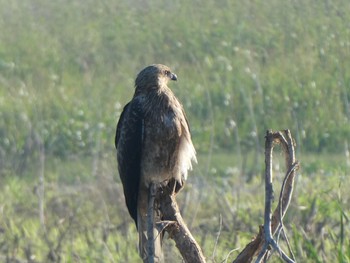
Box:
164, 70, 170, 76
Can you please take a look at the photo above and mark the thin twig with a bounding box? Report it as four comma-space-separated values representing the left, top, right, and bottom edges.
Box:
147, 183, 157, 263
34, 131, 45, 227
281, 228, 296, 262
275, 162, 299, 242
212, 214, 223, 261
223, 248, 241, 263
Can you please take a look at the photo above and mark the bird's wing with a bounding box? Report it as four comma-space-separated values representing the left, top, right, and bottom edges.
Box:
116, 100, 163, 261
115, 102, 129, 148
115, 100, 143, 226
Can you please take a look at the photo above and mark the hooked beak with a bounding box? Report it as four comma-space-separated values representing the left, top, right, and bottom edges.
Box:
170, 73, 177, 81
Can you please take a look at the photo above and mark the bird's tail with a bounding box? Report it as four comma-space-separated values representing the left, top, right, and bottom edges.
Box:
137, 184, 163, 263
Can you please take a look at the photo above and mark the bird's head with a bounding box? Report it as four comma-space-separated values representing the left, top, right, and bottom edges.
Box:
135, 64, 177, 91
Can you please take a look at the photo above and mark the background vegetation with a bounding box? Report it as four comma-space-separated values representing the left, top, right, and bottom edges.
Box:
0, 0, 349, 262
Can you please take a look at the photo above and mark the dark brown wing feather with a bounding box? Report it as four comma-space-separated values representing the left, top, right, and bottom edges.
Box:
115, 100, 143, 227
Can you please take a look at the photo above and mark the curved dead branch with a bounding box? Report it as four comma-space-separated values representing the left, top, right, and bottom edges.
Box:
233, 130, 299, 263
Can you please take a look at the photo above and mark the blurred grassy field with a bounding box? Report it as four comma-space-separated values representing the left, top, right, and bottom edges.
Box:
0, 152, 349, 262
0, 0, 349, 262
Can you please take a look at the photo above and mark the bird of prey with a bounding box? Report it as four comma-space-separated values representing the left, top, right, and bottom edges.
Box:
115, 64, 197, 262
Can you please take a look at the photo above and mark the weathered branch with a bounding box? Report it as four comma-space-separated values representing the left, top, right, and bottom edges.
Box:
159, 183, 206, 263
233, 130, 299, 263
154, 130, 298, 263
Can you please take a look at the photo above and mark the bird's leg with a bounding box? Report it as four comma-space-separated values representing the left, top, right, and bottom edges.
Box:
166, 178, 180, 195
171, 179, 177, 194
147, 183, 157, 263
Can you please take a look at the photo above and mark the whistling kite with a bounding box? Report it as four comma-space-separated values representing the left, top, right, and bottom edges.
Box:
115, 64, 197, 262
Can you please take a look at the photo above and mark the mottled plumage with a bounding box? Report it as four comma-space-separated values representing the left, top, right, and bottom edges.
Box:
115, 64, 196, 262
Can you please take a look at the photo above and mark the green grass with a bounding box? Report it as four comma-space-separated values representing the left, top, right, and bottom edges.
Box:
0, 0, 350, 164
0, 152, 349, 262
